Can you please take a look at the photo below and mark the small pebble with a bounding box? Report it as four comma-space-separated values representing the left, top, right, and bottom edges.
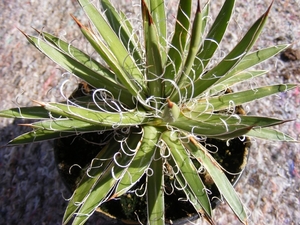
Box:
280, 47, 300, 61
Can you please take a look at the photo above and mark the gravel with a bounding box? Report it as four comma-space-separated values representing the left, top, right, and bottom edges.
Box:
0, 0, 299, 224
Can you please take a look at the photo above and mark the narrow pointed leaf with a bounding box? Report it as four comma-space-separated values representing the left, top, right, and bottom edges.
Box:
176, 110, 292, 139
170, 113, 252, 138
191, 0, 236, 75
142, 1, 164, 102
27, 118, 111, 132
184, 137, 248, 224
221, 44, 289, 80
164, 0, 192, 94
209, 44, 289, 95
172, 1, 272, 101
0, 106, 51, 119
208, 70, 267, 95
189, 84, 297, 112
23, 33, 134, 106
7, 129, 75, 146
247, 127, 298, 142
177, 1, 203, 88
147, 147, 164, 225
191, 2, 272, 97
71, 132, 141, 225
186, 112, 291, 128
145, 0, 167, 64
42, 102, 149, 127
167, 157, 205, 217
101, 0, 142, 65
77, 0, 145, 90
34, 29, 116, 81
71, 16, 147, 104
69, 161, 117, 225
113, 126, 160, 197
63, 141, 119, 224
162, 131, 212, 217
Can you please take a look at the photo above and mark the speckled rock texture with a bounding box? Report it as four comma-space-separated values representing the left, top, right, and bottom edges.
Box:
0, 1, 299, 224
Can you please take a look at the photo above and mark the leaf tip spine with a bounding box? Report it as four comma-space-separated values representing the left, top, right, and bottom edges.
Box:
141, 0, 153, 25
197, 0, 201, 13
166, 98, 174, 108
18, 123, 34, 128
32, 100, 46, 107
70, 14, 84, 29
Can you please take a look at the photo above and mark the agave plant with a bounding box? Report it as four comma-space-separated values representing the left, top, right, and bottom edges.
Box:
0, 0, 297, 224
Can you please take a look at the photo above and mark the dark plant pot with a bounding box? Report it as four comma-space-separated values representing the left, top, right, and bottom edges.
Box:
54, 84, 250, 224
54, 132, 250, 224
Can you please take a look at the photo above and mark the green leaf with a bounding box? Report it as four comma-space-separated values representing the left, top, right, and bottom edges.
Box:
71, 16, 148, 104
192, 1, 272, 97
247, 127, 298, 142
208, 44, 289, 95
0, 106, 51, 119
42, 102, 149, 127
172, 1, 272, 102
187, 112, 290, 128
167, 158, 208, 219
147, 141, 164, 225
220, 44, 289, 80
113, 126, 160, 197
100, 0, 142, 65
71, 131, 141, 225
70, 162, 116, 225
164, 0, 192, 95
170, 113, 252, 138
22, 32, 134, 107
188, 84, 297, 112
7, 129, 74, 146
162, 99, 180, 123
191, 0, 236, 76
176, 1, 204, 89
183, 136, 248, 224
144, 0, 167, 64
162, 131, 212, 218
208, 70, 267, 95
142, 1, 164, 103
172, 110, 291, 139
34, 29, 116, 82
77, 0, 145, 91
27, 118, 110, 132
63, 140, 119, 224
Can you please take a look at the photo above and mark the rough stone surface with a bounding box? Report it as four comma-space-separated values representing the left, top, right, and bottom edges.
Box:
0, 1, 299, 224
